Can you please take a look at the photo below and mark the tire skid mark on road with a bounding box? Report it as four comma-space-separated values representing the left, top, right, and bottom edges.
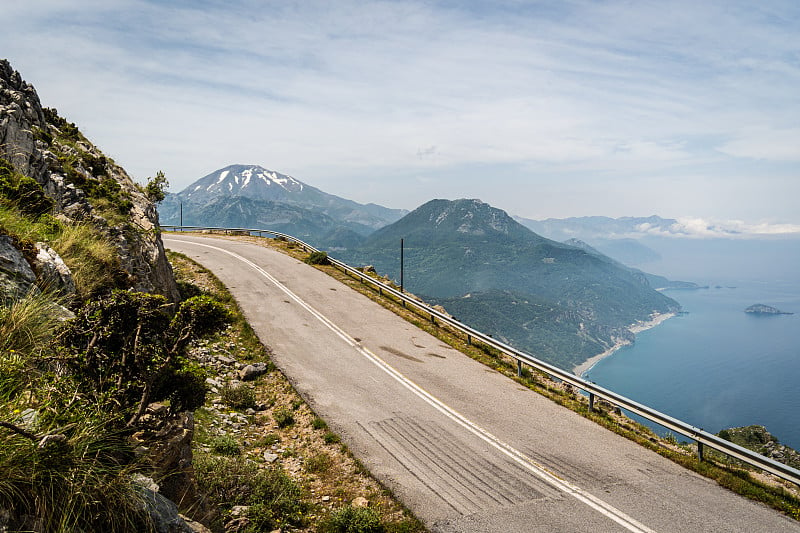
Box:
168, 238, 658, 533
373, 416, 553, 511
395, 416, 552, 505
359, 419, 479, 515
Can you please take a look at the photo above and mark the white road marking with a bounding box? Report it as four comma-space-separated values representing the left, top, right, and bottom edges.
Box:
168, 237, 657, 533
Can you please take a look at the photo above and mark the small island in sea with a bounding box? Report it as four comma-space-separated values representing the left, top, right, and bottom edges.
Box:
745, 304, 793, 315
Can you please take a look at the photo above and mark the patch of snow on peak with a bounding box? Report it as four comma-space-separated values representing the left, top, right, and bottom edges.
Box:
217, 170, 230, 184
193, 185, 202, 191
242, 173, 251, 187
227, 182, 232, 191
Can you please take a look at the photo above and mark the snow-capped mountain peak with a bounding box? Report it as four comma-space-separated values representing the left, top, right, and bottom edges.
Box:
185, 164, 305, 201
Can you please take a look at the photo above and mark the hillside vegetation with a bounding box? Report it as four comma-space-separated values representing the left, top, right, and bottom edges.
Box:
0, 198, 230, 530
340, 199, 679, 369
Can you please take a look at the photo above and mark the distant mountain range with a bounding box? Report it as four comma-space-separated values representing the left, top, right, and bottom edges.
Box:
160, 167, 691, 370
515, 215, 680, 242
514, 215, 677, 267
158, 164, 406, 246
338, 199, 681, 369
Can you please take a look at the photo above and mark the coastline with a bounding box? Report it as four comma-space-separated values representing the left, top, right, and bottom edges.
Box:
572, 312, 676, 377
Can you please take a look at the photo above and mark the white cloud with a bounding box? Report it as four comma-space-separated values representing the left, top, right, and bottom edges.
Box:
717, 128, 800, 161
638, 217, 800, 239
1, 0, 798, 221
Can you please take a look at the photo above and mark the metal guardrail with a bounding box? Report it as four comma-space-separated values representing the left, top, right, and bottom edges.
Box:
162, 224, 800, 487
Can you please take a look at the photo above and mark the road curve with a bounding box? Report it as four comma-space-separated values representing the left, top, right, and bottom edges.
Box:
165, 234, 799, 533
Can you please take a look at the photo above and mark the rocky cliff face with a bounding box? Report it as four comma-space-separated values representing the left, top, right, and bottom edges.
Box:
0, 59, 178, 300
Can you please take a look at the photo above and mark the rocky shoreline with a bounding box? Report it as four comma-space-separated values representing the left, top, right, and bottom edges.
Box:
572, 312, 676, 377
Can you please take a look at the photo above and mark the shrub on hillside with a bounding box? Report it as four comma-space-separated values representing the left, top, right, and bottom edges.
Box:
193, 453, 307, 530
321, 505, 385, 533
304, 251, 330, 265
210, 434, 241, 456
273, 407, 295, 428
221, 383, 256, 410
0, 157, 54, 218
56, 291, 231, 425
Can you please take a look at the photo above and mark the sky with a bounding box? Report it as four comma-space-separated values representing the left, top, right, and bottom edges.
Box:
2, 0, 799, 232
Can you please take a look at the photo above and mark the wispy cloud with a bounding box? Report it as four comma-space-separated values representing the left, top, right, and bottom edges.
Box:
637, 217, 800, 239
1, 0, 798, 222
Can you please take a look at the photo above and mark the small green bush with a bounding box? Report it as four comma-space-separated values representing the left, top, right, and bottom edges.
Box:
176, 280, 203, 300
256, 433, 280, 447
145, 171, 168, 203
0, 157, 54, 218
323, 431, 341, 445
321, 506, 385, 533
193, 453, 307, 530
304, 251, 330, 265
210, 435, 241, 456
312, 417, 328, 430
305, 452, 332, 473
221, 384, 256, 410
273, 407, 295, 428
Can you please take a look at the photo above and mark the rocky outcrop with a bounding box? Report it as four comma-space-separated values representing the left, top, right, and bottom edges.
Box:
0, 234, 37, 298
0, 61, 48, 181
0, 59, 179, 300
32, 242, 76, 298
718, 425, 800, 469
131, 404, 202, 513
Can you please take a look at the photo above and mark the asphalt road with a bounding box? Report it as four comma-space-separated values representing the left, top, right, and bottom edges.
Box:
165, 234, 800, 533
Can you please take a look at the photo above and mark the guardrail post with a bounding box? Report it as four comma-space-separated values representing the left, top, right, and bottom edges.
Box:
697, 441, 705, 462
431, 314, 436, 325
517, 360, 523, 377
588, 393, 595, 412
467, 334, 471, 345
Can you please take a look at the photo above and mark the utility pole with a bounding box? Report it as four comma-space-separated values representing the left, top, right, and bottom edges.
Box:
400, 238, 404, 293
180, 202, 183, 228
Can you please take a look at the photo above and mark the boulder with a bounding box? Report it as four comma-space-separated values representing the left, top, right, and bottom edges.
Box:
351, 496, 369, 508
137, 486, 198, 533
239, 362, 270, 381
32, 242, 76, 298
0, 234, 36, 298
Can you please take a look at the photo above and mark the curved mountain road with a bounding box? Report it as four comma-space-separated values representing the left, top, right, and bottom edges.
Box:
165, 235, 799, 533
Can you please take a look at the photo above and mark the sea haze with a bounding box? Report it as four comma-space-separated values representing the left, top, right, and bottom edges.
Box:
584, 238, 800, 449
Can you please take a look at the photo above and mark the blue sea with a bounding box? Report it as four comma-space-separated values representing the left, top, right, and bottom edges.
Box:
583, 281, 800, 450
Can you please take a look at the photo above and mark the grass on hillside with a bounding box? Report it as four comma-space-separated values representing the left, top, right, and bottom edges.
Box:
0, 266, 153, 532
0, 203, 126, 299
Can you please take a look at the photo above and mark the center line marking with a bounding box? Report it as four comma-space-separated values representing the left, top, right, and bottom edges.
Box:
168, 237, 657, 533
